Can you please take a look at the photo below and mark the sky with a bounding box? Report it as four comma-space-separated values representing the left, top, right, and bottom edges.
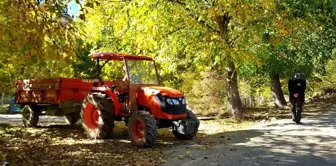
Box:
67, 0, 81, 17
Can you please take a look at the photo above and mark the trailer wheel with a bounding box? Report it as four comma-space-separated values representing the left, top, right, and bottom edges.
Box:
22, 105, 40, 127
128, 111, 157, 148
81, 93, 115, 139
172, 110, 199, 140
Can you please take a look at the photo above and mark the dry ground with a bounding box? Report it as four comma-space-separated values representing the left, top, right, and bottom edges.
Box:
0, 98, 335, 166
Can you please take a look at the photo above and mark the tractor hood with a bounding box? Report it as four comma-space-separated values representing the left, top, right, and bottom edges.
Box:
140, 86, 184, 98
137, 85, 187, 119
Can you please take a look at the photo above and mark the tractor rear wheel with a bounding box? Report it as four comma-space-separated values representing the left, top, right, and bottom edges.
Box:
81, 93, 114, 139
22, 104, 40, 127
172, 110, 199, 140
128, 111, 157, 148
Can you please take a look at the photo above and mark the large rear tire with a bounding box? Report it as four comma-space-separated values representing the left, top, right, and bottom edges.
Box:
81, 93, 114, 139
22, 104, 40, 127
172, 110, 199, 140
128, 111, 157, 148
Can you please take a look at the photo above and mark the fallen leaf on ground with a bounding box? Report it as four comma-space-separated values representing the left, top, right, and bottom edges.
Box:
178, 154, 184, 160
159, 158, 167, 163
254, 161, 262, 165
185, 151, 191, 157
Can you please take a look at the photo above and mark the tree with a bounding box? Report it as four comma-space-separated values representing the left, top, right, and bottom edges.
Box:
0, 0, 81, 93
239, 0, 336, 108
81, 0, 335, 118
82, 0, 244, 119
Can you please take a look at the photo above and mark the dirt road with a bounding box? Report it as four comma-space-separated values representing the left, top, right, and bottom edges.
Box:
164, 104, 336, 166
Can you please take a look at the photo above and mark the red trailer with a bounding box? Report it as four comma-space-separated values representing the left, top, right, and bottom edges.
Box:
15, 78, 112, 126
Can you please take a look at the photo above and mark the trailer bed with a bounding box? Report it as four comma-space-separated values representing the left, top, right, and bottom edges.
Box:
15, 78, 105, 105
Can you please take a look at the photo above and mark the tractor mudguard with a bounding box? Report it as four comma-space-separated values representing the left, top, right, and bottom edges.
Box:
91, 87, 120, 115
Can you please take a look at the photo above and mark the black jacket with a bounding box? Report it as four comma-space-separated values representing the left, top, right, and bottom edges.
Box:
288, 79, 306, 102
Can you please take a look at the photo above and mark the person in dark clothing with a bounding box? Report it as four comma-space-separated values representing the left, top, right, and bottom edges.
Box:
288, 73, 306, 124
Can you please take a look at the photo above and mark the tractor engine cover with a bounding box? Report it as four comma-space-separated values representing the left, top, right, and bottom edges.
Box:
137, 86, 188, 120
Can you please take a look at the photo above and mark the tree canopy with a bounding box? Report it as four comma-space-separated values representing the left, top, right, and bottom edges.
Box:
0, 0, 335, 118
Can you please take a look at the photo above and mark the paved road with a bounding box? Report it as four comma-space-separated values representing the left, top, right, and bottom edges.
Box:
164, 104, 336, 166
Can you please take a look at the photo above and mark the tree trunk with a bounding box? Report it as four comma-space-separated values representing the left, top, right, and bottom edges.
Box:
1, 93, 3, 106
270, 73, 287, 108
226, 61, 244, 119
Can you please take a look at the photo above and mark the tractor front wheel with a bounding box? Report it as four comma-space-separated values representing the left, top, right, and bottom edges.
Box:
22, 104, 40, 127
172, 110, 199, 140
128, 111, 157, 148
81, 93, 114, 139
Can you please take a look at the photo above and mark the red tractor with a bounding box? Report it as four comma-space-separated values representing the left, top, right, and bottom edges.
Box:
81, 52, 199, 147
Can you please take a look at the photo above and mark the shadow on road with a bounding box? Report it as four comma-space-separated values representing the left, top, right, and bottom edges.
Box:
164, 110, 336, 166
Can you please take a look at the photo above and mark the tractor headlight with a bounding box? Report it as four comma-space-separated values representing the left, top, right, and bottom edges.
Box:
182, 98, 186, 104
165, 97, 186, 105
172, 99, 179, 105
166, 98, 173, 105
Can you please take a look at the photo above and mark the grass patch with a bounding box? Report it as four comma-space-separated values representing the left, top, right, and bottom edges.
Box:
0, 104, 9, 114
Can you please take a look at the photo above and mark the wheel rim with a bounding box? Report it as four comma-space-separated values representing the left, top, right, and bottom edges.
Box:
132, 119, 145, 141
22, 106, 31, 123
83, 102, 100, 129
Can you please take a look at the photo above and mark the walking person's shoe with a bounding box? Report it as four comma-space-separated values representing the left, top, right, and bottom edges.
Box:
296, 121, 302, 124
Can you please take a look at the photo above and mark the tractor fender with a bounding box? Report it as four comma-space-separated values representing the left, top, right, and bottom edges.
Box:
91, 87, 120, 116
